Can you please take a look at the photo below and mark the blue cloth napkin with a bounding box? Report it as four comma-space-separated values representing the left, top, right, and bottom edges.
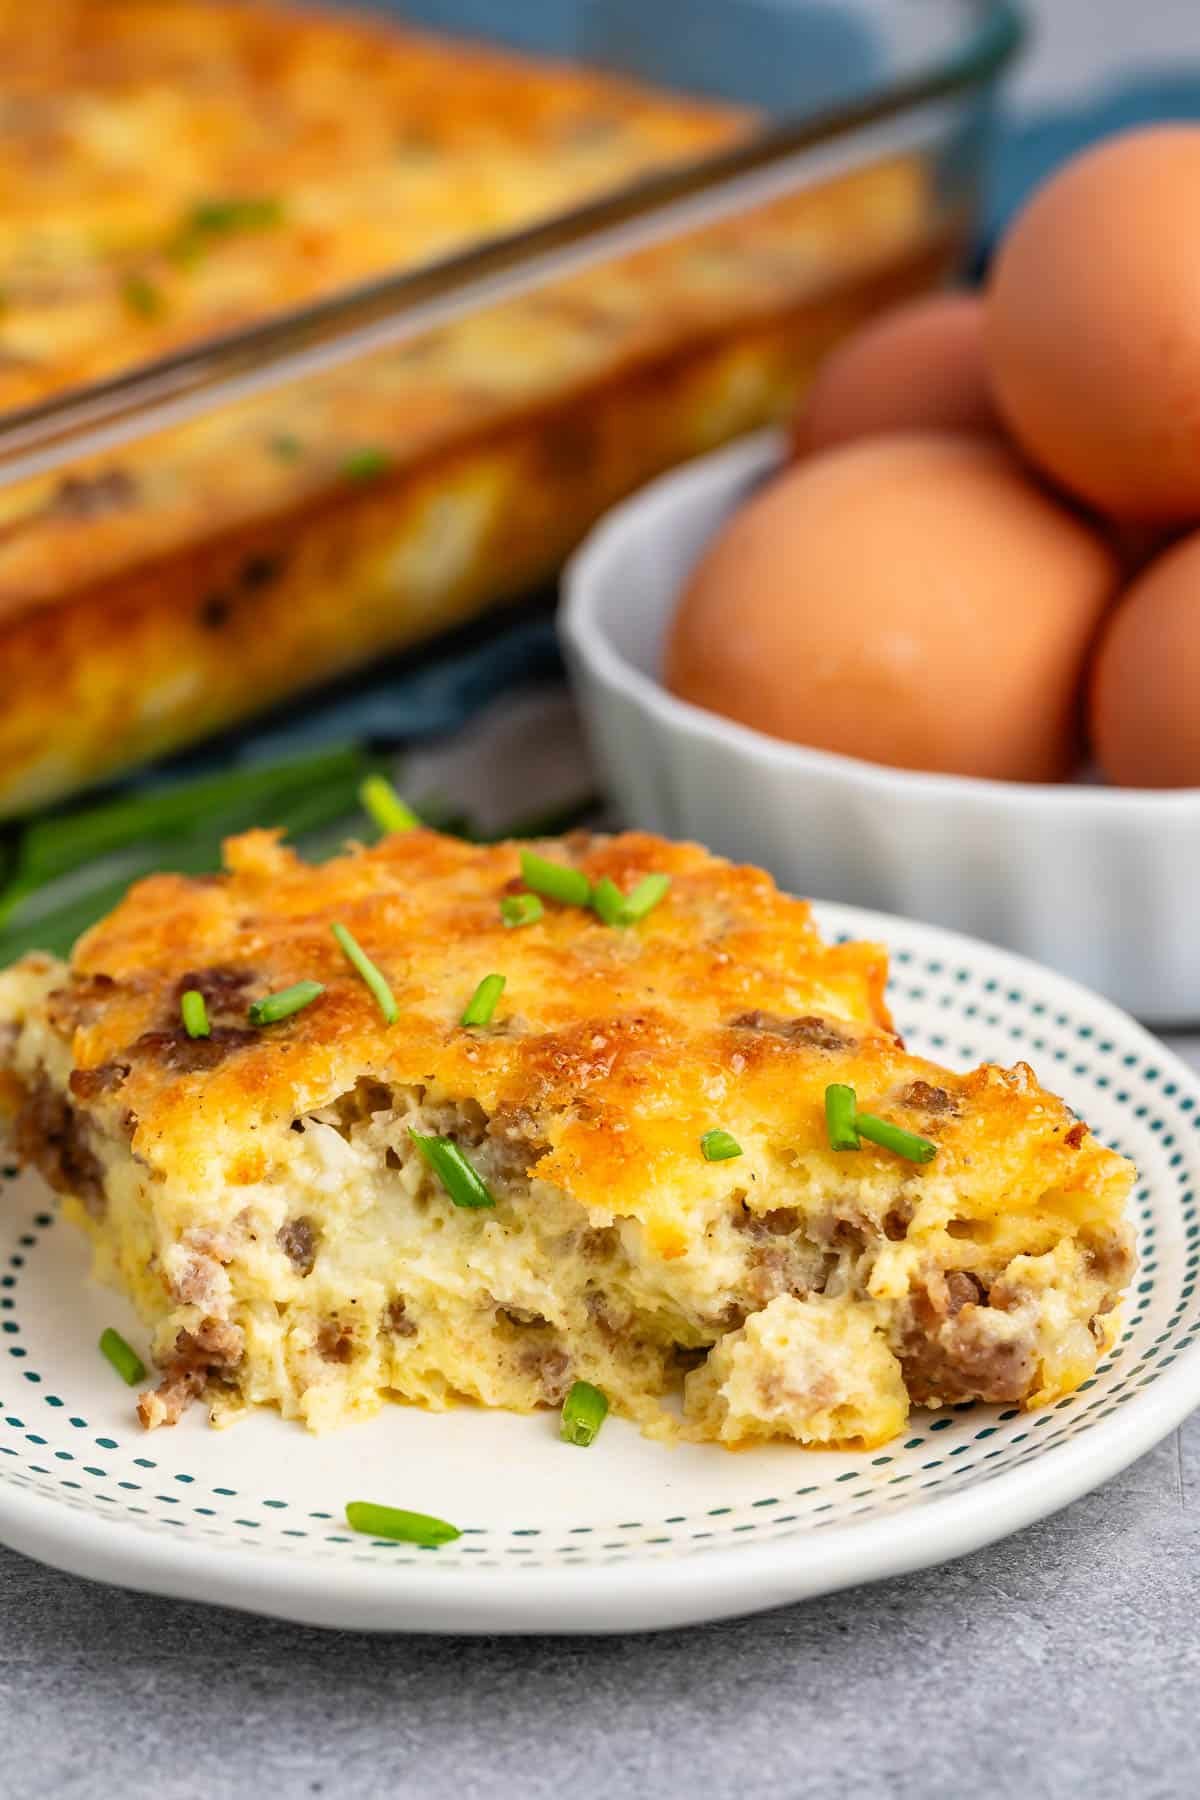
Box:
199, 609, 563, 771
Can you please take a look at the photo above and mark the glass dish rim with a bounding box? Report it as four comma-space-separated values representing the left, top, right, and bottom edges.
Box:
0, 0, 1023, 479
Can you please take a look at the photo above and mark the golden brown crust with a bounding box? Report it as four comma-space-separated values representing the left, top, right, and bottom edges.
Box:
0, 828, 1137, 1443
0, 0, 955, 815
0, 0, 739, 411
52, 828, 886, 1177
16, 827, 1125, 1252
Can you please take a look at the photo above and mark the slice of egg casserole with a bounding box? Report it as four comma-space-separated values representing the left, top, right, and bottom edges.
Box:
0, 829, 1135, 1448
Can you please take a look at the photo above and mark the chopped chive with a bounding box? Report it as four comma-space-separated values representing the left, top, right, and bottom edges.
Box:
121, 273, 163, 319
360, 774, 420, 835
700, 1128, 743, 1162
165, 230, 204, 271
269, 431, 303, 462
561, 1379, 609, 1447
518, 849, 591, 908
248, 980, 324, 1026
500, 892, 543, 929
188, 195, 285, 236
180, 989, 210, 1039
823, 1084, 936, 1162
856, 1112, 937, 1165
590, 876, 629, 928
461, 972, 505, 1028
618, 873, 671, 922
591, 872, 671, 928
825, 1083, 860, 1152
409, 1129, 495, 1209
331, 922, 397, 1024
99, 1327, 146, 1387
345, 1501, 461, 1546
341, 446, 391, 482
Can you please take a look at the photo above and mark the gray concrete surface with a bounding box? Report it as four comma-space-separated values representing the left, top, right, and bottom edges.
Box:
0, 1420, 1194, 1799
1013, 0, 1200, 105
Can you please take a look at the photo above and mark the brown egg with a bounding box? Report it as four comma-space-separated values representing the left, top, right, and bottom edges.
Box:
664, 435, 1121, 782
987, 125, 1200, 522
1091, 529, 1200, 786
1109, 521, 1182, 580
793, 293, 998, 457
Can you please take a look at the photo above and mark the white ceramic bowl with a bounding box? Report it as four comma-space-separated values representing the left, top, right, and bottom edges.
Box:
562, 432, 1200, 1024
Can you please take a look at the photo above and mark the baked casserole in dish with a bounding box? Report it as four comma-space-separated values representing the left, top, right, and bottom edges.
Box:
0, 0, 964, 817
0, 828, 1135, 1448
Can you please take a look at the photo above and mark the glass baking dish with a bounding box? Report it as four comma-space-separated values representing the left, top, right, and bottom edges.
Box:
0, 0, 1021, 823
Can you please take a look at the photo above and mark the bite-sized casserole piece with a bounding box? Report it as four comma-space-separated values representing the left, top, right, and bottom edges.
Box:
0, 829, 1135, 1447
0, 0, 959, 816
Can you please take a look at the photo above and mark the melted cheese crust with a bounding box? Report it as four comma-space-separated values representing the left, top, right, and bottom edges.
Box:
0, 0, 739, 410
0, 2, 951, 815
0, 830, 1136, 1445
62, 830, 890, 1213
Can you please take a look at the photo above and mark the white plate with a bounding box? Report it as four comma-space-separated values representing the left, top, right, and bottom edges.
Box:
0, 904, 1197, 1634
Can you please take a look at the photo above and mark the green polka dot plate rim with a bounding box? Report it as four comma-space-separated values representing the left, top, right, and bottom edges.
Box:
0, 901, 1198, 1636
